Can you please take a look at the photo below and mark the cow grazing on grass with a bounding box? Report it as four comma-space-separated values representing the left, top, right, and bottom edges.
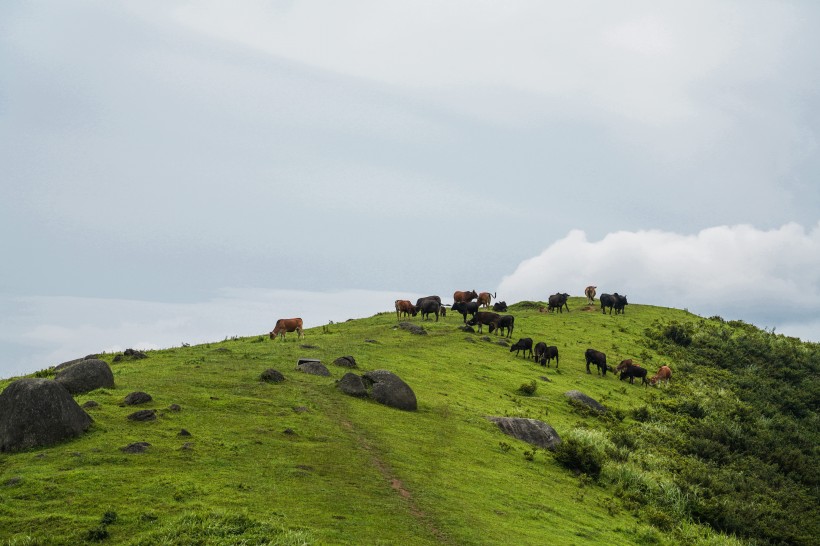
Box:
534, 343, 558, 367
452, 301, 480, 323
466, 311, 501, 333
453, 290, 478, 304
416, 296, 441, 308
418, 299, 441, 321
510, 338, 534, 359
394, 300, 417, 320
650, 365, 672, 386
585, 349, 608, 376
492, 301, 508, 312
600, 293, 624, 315
585, 286, 597, 304
620, 366, 649, 386
492, 315, 515, 338
477, 291, 496, 308
614, 294, 628, 314
614, 359, 638, 374
548, 293, 570, 313
270, 318, 304, 341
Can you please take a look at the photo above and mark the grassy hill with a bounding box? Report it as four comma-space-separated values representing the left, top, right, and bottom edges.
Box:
0, 298, 817, 545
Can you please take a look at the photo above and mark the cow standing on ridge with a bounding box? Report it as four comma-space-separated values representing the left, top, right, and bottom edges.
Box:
270, 318, 304, 341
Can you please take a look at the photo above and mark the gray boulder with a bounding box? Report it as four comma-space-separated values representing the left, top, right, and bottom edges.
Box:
260, 369, 285, 383
362, 370, 417, 411
337, 373, 367, 397
397, 322, 427, 335
565, 390, 607, 413
54, 354, 99, 371
333, 356, 358, 368
296, 359, 330, 377
123, 391, 152, 406
488, 417, 562, 451
0, 378, 93, 452
54, 359, 114, 394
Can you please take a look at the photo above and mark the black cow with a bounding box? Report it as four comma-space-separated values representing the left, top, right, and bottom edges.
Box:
416, 295, 442, 308
600, 293, 621, 315
452, 301, 480, 323
466, 311, 500, 333
492, 301, 508, 312
534, 342, 547, 364
492, 315, 515, 338
614, 294, 628, 314
542, 345, 559, 368
620, 366, 648, 385
585, 348, 608, 375
548, 293, 570, 313
510, 338, 533, 358
418, 299, 441, 321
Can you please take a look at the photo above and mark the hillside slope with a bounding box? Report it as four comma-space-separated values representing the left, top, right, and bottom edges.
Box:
0, 298, 817, 545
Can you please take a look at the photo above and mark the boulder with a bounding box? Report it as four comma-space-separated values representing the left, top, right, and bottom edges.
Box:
488, 417, 562, 451
54, 354, 99, 372
127, 409, 157, 422
333, 356, 358, 368
123, 392, 152, 406
397, 322, 426, 335
296, 359, 330, 377
0, 378, 93, 452
362, 370, 417, 411
337, 373, 367, 397
54, 359, 114, 395
260, 369, 285, 383
564, 390, 607, 413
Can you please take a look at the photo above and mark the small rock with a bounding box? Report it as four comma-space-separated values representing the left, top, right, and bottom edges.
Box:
127, 409, 157, 422
123, 391, 152, 406
260, 369, 285, 383
178, 429, 191, 437
296, 360, 330, 377
121, 442, 151, 454
180, 442, 194, 451
333, 356, 358, 368
82, 400, 100, 409
168, 404, 182, 412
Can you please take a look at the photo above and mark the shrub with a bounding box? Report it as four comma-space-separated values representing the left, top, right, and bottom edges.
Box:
554, 429, 613, 478
517, 380, 537, 395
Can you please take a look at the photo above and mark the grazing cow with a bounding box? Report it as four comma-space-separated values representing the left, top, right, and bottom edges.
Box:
270, 318, 304, 341
542, 346, 559, 368
418, 299, 441, 321
440, 306, 447, 318
466, 311, 501, 333
492, 315, 515, 338
548, 293, 570, 313
614, 359, 639, 374
453, 290, 478, 304
600, 293, 623, 315
510, 338, 534, 359
620, 366, 649, 386
452, 301, 480, 323
394, 300, 417, 320
650, 365, 672, 386
492, 301, 508, 312
614, 294, 628, 314
416, 296, 442, 308
585, 348, 608, 376
477, 291, 496, 308
585, 286, 597, 304
534, 342, 548, 364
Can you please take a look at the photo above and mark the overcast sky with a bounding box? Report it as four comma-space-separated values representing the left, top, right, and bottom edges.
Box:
2, 1, 819, 378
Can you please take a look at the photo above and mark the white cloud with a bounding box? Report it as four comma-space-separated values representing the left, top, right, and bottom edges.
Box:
497, 222, 820, 340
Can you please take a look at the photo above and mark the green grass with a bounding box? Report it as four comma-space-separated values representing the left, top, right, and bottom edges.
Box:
0, 298, 812, 544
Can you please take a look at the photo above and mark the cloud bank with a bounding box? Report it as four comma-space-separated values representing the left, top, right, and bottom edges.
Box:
498, 222, 820, 339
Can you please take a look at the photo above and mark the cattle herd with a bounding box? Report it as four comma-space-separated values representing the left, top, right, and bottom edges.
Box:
270, 287, 671, 387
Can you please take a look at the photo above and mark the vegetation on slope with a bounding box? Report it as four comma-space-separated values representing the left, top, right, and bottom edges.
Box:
0, 298, 817, 545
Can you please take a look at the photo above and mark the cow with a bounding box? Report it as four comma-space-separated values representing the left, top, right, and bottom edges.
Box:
394, 300, 417, 320
614, 294, 629, 314
440, 306, 447, 318
614, 359, 639, 374
418, 299, 441, 321
585, 348, 608, 376
650, 365, 672, 386
534, 343, 558, 367
585, 286, 597, 304
600, 293, 622, 315
510, 338, 533, 358
269, 318, 304, 341
477, 291, 496, 308
466, 311, 500, 333
548, 293, 570, 313
493, 315, 515, 338
453, 290, 478, 304
452, 301, 480, 323
620, 366, 649, 386
416, 296, 442, 308
492, 301, 508, 312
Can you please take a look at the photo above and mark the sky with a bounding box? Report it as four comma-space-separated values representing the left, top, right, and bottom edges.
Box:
1, 1, 819, 378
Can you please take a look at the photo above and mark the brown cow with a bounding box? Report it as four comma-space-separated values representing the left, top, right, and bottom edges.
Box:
585, 286, 597, 304
453, 290, 478, 304
614, 359, 639, 374
477, 291, 496, 308
394, 300, 417, 320
269, 318, 304, 340
650, 365, 672, 386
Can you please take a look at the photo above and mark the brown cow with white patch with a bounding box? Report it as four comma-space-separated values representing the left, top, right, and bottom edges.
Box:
269, 318, 304, 341
394, 300, 417, 320
453, 290, 478, 304
650, 365, 672, 386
